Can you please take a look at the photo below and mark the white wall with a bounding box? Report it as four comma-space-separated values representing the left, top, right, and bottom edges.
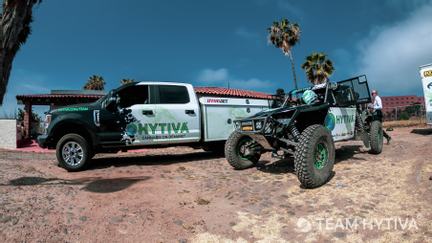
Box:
0, 119, 17, 149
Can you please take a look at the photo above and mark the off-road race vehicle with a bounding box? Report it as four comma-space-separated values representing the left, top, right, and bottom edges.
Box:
225, 75, 383, 188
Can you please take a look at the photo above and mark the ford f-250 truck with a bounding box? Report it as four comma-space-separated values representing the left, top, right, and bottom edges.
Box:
38, 82, 272, 171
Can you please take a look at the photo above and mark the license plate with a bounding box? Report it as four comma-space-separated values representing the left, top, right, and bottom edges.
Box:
241, 126, 253, 131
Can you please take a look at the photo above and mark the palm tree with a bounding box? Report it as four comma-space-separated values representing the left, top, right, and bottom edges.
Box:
120, 78, 135, 85
83, 75, 105, 90
268, 18, 301, 90
0, 0, 42, 105
301, 52, 335, 85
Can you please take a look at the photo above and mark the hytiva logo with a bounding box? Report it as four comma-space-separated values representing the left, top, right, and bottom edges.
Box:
126, 122, 189, 136
324, 113, 336, 131
335, 114, 355, 124
325, 113, 354, 131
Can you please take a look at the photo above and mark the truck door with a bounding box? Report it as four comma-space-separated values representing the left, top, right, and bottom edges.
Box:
121, 84, 200, 145
113, 84, 152, 145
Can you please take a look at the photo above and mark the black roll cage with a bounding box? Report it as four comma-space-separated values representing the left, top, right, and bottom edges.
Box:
281, 75, 371, 108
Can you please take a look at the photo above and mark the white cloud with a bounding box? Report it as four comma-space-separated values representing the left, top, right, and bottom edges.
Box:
197, 68, 229, 83
384, 0, 431, 10
356, 1, 432, 95
196, 68, 273, 90
231, 78, 273, 89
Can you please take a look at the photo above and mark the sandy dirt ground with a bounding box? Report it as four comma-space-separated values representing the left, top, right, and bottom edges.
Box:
0, 127, 431, 242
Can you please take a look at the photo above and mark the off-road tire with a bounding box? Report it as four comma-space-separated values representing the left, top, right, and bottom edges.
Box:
369, 120, 383, 154
294, 124, 335, 188
56, 133, 92, 172
225, 131, 261, 170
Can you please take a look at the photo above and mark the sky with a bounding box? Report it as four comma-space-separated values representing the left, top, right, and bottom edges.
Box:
1, 0, 432, 116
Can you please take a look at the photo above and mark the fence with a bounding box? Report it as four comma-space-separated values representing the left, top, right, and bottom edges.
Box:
383, 104, 426, 121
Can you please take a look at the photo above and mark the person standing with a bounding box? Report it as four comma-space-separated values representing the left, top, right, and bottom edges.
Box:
371, 90, 392, 144
271, 88, 286, 108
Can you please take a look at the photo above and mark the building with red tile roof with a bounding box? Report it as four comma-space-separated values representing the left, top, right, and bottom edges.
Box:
194, 87, 273, 99
381, 95, 424, 114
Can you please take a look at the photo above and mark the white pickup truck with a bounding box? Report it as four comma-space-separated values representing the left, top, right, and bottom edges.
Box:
38, 81, 273, 171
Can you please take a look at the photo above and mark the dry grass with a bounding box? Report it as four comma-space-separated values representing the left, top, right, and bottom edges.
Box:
383, 118, 428, 128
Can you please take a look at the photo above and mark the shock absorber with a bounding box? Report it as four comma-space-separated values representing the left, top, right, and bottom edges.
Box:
288, 124, 300, 142
355, 109, 370, 147
355, 110, 365, 136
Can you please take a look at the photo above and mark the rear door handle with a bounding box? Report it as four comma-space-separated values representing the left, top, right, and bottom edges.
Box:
142, 110, 154, 115
185, 109, 195, 115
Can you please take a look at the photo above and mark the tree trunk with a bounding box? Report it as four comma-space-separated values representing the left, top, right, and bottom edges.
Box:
0, 0, 39, 105
0, 49, 14, 105
288, 51, 298, 90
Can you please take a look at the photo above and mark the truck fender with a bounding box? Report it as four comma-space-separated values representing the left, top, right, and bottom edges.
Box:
50, 118, 98, 147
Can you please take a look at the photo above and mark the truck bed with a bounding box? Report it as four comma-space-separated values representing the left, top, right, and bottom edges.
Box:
199, 96, 271, 142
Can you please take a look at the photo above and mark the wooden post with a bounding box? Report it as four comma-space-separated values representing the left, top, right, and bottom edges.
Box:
23, 102, 32, 139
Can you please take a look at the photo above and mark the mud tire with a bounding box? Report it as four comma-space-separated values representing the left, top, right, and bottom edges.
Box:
225, 131, 261, 170
294, 125, 335, 188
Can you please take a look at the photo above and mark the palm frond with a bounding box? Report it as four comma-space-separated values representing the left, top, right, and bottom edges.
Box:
301, 52, 335, 85
84, 75, 105, 90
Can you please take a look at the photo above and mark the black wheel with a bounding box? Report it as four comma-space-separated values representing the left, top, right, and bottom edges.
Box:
294, 124, 335, 188
369, 120, 383, 154
56, 134, 92, 172
225, 131, 261, 170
